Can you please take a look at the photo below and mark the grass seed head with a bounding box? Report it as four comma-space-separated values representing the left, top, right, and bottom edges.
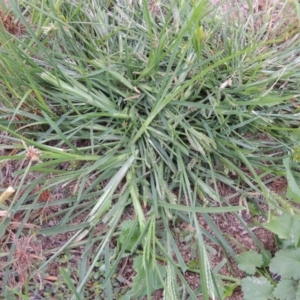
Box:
25, 146, 41, 163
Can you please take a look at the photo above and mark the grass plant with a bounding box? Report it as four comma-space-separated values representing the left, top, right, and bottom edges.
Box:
0, 0, 300, 299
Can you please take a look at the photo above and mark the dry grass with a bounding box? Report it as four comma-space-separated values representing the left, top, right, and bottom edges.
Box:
1, 234, 43, 289
0, 9, 26, 37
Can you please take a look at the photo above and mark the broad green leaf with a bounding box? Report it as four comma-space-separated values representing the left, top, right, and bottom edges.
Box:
214, 277, 238, 299
241, 277, 274, 300
188, 260, 200, 269
262, 250, 272, 268
119, 220, 141, 252
283, 157, 300, 202
263, 213, 300, 246
263, 213, 292, 240
273, 279, 298, 300
224, 283, 238, 298
236, 250, 263, 275
127, 255, 166, 298
269, 249, 300, 280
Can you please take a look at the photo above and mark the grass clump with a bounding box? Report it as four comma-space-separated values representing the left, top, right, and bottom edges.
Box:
0, 0, 300, 299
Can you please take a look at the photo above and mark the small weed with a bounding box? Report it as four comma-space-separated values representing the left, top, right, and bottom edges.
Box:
239, 202, 300, 299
